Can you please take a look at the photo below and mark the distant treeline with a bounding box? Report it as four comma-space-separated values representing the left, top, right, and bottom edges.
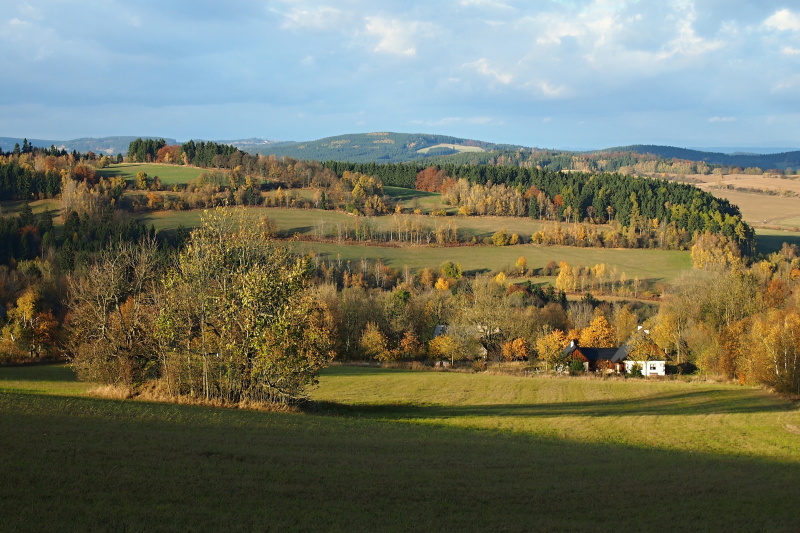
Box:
127, 138, 254, 169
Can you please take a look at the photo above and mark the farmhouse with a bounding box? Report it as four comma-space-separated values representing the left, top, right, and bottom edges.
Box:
562, 339, 666, 376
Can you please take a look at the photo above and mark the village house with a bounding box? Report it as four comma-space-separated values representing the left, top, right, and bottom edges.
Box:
562, 338, 666, 376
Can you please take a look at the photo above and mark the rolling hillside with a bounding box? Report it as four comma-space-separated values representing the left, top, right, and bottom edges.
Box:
3, 132, 798, 169
602, 144, 800, 170
249, 132, 522, 163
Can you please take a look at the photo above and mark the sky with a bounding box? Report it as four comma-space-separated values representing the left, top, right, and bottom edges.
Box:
1, 0, 799, 150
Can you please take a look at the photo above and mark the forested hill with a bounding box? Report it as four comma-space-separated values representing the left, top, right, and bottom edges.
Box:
252, 132, 522, 163
256, 134, 799, 170
601, 145, 800, 170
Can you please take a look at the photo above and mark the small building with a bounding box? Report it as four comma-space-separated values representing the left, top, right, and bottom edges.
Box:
562, 339, 666, 376
562, 340, 626, 373
624, 360, 666, 377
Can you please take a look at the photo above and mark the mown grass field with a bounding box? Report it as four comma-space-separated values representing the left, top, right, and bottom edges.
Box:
140, 206, 689, 281
1, 364, 798, 531
141, 206, 552, 241
292, 240, 691, 282
97, 163, 207, 185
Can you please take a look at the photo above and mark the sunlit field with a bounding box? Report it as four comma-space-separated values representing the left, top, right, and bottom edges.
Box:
1, 364, 798, 531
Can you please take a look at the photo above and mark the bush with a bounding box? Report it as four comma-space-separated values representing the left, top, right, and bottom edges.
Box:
569, 359, 585, 375
627, 362, 643, 378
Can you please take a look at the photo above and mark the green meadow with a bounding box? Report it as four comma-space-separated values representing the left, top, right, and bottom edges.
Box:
97, 163, 206, 185
292, 241, 691, 282
1, 364, 798, 531
139, 207, 690, 282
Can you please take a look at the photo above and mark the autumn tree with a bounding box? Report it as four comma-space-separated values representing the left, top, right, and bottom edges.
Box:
748, 309, 800, 394
535, 328, 568, 370
515, 256, 527, 276
67, 239, 161, 388
155, 207, 332, 404
579, 314, 617, 348
360, 321, 391, 361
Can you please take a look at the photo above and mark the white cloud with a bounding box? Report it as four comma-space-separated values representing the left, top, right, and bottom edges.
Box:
783, 46, 800, 55
459, 0, 514, 10
463, 58, 513, 84
281, 6, 345, 30
657, 1, 724, 59
364, 16, 432, 56
709, 116, 736, 123
764, 9, 800, 32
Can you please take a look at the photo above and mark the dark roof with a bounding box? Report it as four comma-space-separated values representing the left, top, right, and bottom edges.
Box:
563, 341, 627, 362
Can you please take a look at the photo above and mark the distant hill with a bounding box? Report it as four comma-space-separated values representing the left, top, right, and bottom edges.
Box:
248, 132, 522, 163
0, 136, 178, 156
2, 133, 798, 171
598, 145, 800, 170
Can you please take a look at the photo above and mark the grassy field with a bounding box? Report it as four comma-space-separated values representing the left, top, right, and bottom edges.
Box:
0, 198, 61, 218
97, 163, 208, 185
140, 207, 688, 280
383, 186, 449, 213
1, 364, 798, 531
293, 240, 691, 282
141, 206, 552, 240
753, 228, 800, 254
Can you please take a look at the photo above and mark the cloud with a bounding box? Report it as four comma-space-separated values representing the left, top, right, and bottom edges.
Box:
459, 0, 514, 10
709, 116, 737, 123
364, 16, 433, 56
783, 46, 800, 55
280, 5, 345, 30
463, 58, 513, 85
657, 2, 724, 59
764, 9, 800, 32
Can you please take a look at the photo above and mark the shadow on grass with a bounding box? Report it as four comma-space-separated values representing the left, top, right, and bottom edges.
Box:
0, 364, 76, 382
321, 364, 417, 377
307, 388, 791, 418
383, 187, 440, 201
756, 232, 800, 255
278, 225, 313, 236
1, 390, 798, 532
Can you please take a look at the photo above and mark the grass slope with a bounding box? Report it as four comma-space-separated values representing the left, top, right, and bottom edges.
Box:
291, 240, 690, 281
97, 163, 207, 186
1, 365, 798, 532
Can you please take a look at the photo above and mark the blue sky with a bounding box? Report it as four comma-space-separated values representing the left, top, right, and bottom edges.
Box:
1, 0, 799, 150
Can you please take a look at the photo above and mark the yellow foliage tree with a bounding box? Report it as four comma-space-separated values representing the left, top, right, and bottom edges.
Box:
515, 256, 527, 275
360, 322, 392, 362
747, 309, 800, 394
501, 337, 529, 361
579, 315, 617, 348
691, 232, 743, 272
428, 334, 461, 366
535, 329, 568, 370
555, 261, 575, 291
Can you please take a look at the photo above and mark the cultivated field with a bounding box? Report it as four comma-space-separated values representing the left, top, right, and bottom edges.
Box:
1, 364, 798, 531
415, 143, 485, 154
